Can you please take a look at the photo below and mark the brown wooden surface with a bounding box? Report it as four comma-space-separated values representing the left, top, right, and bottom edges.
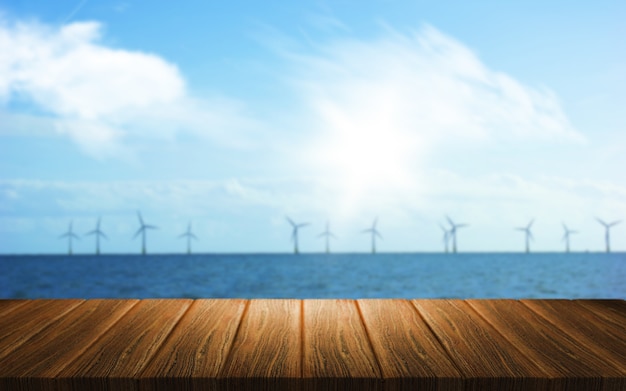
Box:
413, 299, 552, 390
56, 299, 192, 390
468, 299, 625, 390
0, 299, 137, 391
0, 299, 624, 391
139, 299, 246, 391
218, 299, 301, 390
357, 299, 463, 390
303, 299, 381, 391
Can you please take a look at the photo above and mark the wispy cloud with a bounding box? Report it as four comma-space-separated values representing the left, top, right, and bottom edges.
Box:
0, 18, 256, 158
265, 23, 589, 217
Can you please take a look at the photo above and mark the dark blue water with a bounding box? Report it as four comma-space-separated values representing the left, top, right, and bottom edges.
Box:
0, 253, 624, 299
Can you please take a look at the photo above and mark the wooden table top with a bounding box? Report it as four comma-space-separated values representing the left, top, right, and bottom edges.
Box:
0, 299, 624, 390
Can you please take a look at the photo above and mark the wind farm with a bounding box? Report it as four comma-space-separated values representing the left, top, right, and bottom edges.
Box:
516, 219, 535, 253
318, 221, 337, 254
59, 221, 80, 256
178, 222, 198, 255
562, 223, 577, 253
362, 218, 383, 254
445, 216, 468, 254
134, 212, 158, 255
48, 212, 625, 255
596, 218, 621, 253
286, 216, 309, 254
85, 217, 107, 255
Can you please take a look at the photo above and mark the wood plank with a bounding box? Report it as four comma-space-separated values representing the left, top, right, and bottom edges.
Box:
521, 299, 626, 373
412, 299, 551, 390
468, 299, 625, 391
56, 299, 192, 391
139, 299, 246, 391
574, 300, 626, 334
303, 299, 381, 391
357, 299, 463, 390
218, 299, 301, 390
0, 300, 28, 316
0, 299, 137, 391
0, 299, 84, 362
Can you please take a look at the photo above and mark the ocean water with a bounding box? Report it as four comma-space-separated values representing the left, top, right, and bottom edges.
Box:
0, 253, 624, 299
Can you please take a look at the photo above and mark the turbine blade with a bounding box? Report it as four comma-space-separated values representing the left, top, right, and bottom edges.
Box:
286, 216, 296, 227
100, 231, 108, 239
528, 219, 535, 229
137, 211, 144, 225
445, 215, 454, 227
595, 217, 608, 227
133, 227, 143, 239
609, 220, 622, 227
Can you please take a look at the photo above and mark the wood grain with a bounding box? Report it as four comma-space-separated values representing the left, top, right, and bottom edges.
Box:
357, 299, 463, 390
468, 299, 625, 390
574, 300, 626, 334
521, 299, 626, 373
56, 299, 192, 391
219, 299, 301, 390
139, 299, 246, 391
0, 299, 137, 391
0, 300, 27, 316
413, 299, 551, 390
0, 299, 625, 390
0, 299, 84, 362
303, 299, 381, 391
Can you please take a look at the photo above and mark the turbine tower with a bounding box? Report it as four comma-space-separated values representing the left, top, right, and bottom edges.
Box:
362, 218, 382, 254
134, 211, 158, 255
446, 215, 468, 253
439, 224, 451, 253
85, 217, 107, 255
59, 221, 80, 256
595, 218, 621, 253
286, 216, 309, 254
516, 219, 534, 253
562, 223, 577, 253
178, 221, 198, 255
317, 221, 337, 254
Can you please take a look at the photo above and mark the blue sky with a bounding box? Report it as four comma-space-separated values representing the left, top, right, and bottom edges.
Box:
1, 0, 625, 254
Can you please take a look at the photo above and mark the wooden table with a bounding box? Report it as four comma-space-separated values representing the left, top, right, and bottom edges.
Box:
0, 299, 624, 390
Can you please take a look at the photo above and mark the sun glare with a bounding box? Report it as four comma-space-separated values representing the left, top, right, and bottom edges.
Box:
309, 114, 421, 214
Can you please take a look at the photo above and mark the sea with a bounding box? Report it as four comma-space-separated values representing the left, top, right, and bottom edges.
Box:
0, 253, 624, 299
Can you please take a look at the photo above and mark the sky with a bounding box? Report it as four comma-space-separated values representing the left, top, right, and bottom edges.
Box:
1, 0, 625, 254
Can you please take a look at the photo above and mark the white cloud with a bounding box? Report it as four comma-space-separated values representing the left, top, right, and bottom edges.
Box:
290, 24, 584, 147
0, 18, 255, 158
268, 24, 590, 218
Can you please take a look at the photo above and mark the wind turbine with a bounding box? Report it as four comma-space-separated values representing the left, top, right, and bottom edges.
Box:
286, 216, 309, 254
446, 215, 468, 253
516, 219, 534, 253
562, 223, 577, 253
439, 224, 451, 253
178, 221, 198, 255
134, 211, 158, 255
317, 221, 337, 254
85, 217, 107, 255
595, 218, 621, 253
59, 220, 80, 255
362, 218, 382, 254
